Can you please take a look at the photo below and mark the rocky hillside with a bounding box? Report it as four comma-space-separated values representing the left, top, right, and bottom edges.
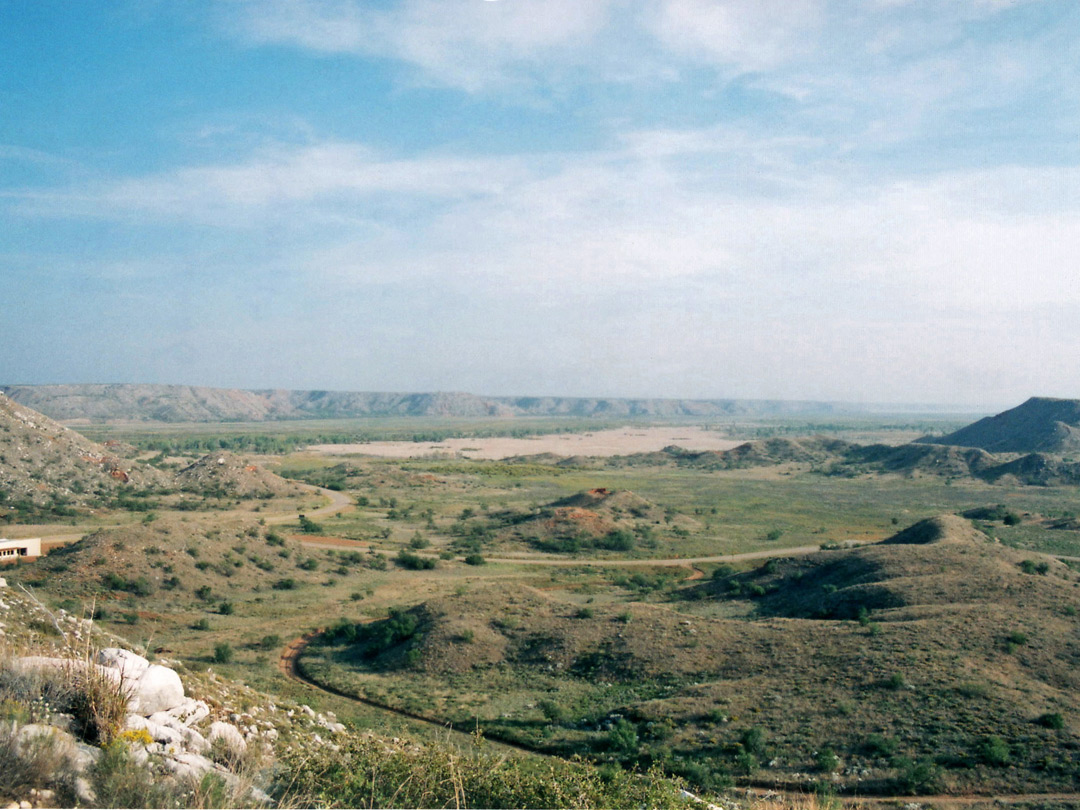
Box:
175, 452, 304, 498
919, 396, 1080, 454
0, 393, 168, 517
2, 384, 869, 423
0, 583, 697, 810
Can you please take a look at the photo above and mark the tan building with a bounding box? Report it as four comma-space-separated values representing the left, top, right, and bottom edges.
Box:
0, 537, 42, 562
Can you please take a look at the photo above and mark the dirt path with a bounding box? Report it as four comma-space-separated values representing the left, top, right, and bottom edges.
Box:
482, 542, 877, 569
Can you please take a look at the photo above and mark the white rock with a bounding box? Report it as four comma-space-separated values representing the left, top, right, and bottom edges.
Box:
73, 742, 101, 771
180, 726, 210, 754
131, 664, 185, 715
15, 723, 76, 754
96, 648, 150, 680
162, 751, 218, 781
0, 577, 7, 587
124, 714, 183, 746
208, 721, 247, 755
74, 778, 95, 805
164, 698, 210, 726
147, 711, 184, 731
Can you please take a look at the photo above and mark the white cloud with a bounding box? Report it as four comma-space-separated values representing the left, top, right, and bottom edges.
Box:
231, 0, 619, 90
646, 0, 822, 72
14, 125, 1080, 404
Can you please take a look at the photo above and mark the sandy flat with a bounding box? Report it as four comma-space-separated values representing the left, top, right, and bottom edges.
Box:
307, 426, 743, 460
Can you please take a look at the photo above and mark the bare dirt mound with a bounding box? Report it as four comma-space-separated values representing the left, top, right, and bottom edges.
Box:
0, 393, 168, 517
919, 396, 1080, 454
175, 452, 303, 498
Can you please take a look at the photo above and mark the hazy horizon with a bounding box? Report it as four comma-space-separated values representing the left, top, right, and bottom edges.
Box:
3, 2, 1078, 409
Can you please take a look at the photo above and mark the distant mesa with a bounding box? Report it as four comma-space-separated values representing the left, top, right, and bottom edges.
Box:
918, 396, 1080, 454
1, 383, 880, 423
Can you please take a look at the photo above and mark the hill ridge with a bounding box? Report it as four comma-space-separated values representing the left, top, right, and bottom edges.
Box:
919, 396, 1080, 454
2, 383, 931, 423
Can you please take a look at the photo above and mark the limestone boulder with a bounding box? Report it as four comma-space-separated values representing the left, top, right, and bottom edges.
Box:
208, 721, 247, 756
96, 648, 150, 680
131, 664, 185, 715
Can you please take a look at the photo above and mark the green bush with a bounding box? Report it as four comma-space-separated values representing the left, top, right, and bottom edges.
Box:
815, 748, 840, 772
395, 550, 436, 570
883, 673, 907, 690
1037, 712, 1065, 729
978, 735, 1011, 766
212, 643, 234, 664
608, 718, 639, 757
464, 553, 486, 566
890, 756, 940, 794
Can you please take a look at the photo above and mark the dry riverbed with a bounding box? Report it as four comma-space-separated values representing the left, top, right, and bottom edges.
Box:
307, 425, 743, 459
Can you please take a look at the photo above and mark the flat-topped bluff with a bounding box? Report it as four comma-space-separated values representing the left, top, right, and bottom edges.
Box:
3, 383, 870, 423
919, 396, 1080, 454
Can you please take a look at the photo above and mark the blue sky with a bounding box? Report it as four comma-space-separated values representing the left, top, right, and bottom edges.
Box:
2, 0, 1079, 408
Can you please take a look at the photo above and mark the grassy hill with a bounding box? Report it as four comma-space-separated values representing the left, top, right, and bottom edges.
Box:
300, 515, 1080, 796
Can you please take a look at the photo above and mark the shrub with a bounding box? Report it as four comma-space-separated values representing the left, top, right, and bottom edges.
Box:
815, 748, 840, 772
297, 515, 323, 534
273, 578, 297, 590
1036, 712, 1065, 729
891, 756, 941, 794
864, 734, 897, 757
575, 607, 594, 619
740, 726, 766, 756
395, 550, 436, 570
297, 558, 319, 571
883, 673, 907, 690
608, 718, 639, 757
463, 553, 486, 566
218, 601, 235, 615
734, 751, 758, 775
192, 618, 211, 631
978, 735, 1011, 766
539, 700, 567, 723
258, 635, 282, 651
